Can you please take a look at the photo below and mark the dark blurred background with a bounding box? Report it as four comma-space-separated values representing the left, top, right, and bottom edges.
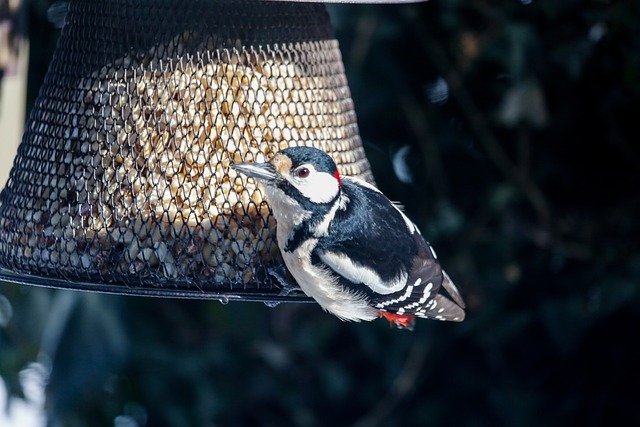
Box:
1, 0, 639, 426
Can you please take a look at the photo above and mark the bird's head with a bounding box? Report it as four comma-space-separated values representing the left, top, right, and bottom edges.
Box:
232, 147, 342, 205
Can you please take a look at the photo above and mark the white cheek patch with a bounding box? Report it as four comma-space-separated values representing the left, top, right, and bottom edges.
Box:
286, 169, 340, 204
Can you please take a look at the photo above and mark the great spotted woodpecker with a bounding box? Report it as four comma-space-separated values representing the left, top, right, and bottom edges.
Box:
232, 147, 465, 329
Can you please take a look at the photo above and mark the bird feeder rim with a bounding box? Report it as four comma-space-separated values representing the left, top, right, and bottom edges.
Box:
267, 0, 426, 3
0, 267, 313, 303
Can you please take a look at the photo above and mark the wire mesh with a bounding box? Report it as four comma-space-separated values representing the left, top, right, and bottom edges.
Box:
0, 0, 373, 299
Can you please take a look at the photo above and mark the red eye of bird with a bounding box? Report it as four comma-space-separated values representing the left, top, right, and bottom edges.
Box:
297, 167, 310, 178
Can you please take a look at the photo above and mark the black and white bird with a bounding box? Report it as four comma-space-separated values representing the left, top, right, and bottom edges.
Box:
232, 147, 465, 329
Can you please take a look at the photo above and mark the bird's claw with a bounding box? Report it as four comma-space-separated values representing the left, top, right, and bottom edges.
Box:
267, 264, 301, 297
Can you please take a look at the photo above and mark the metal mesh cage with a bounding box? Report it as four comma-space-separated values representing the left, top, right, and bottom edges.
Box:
0, 0, 373, 301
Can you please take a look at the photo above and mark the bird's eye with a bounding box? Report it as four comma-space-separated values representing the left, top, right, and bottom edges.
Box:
297, 167, 310, 178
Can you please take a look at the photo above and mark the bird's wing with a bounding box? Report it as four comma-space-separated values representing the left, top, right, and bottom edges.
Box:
317, 249, 409, 296
314, 178, 418, 295
374, 253, 465, 322
441, 270, 466, 309
317, 244, 465, 322
317, 177, 465, 322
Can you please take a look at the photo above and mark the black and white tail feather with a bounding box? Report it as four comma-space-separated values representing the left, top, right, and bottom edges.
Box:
232, 147, 465, 329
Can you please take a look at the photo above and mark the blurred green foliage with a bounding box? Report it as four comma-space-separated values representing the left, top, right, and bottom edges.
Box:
2, 0, 640, 426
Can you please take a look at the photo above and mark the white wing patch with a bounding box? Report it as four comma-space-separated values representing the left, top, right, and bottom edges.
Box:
282, 239, 378, 322
319, 250, 408, 295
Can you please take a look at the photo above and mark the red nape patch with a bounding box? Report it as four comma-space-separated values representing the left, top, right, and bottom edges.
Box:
378, 311, 416, 331
333, 170, 341, 189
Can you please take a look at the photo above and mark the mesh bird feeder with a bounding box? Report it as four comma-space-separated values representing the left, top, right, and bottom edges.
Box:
0, 0, 420, 302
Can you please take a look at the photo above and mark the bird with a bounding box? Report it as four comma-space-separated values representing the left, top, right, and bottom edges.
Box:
232, 146, 465, 329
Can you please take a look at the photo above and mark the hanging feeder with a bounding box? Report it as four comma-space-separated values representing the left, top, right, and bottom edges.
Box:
0, 0, 423, 303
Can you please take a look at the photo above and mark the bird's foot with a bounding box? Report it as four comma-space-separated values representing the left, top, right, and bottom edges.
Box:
267, 264, 301, 298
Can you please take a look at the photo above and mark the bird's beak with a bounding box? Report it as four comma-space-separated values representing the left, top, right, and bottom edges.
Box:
231, 161, 277, 184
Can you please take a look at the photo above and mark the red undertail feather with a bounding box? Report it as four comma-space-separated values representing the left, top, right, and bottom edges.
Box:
378, 311, 416, 330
